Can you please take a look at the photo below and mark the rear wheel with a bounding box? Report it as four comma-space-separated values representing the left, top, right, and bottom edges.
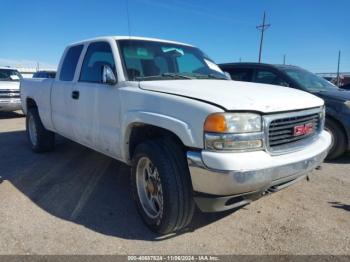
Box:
131, 138, 195, 234
26, 108, 55, 153
325, 118, 346, 160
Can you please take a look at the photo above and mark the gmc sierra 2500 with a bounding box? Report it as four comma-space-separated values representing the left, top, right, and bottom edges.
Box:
20, 36, 331, 234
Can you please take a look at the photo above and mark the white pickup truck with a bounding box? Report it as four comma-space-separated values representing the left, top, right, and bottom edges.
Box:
21, 36, 331, 234
0, 67, 22, 112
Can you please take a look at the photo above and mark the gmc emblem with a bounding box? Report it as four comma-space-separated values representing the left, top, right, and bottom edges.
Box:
294, 123, 314, 136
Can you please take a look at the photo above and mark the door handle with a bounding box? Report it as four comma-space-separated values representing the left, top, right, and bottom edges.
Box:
71, 90, 80, 100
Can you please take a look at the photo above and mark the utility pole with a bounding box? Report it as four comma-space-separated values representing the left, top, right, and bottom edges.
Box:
283, 54, 286, 65
256, 11, 271, 63
336, 50, 341, 86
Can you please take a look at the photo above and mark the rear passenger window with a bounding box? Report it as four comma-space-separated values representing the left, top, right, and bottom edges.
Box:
79, 42, 116, 83
226, 68, 253, 82
59, 45, 83, 81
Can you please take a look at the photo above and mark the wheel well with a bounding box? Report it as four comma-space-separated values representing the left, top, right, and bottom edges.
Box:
326, 114, 348, 145
26, 98, 38, 109
128, 124, 186, 160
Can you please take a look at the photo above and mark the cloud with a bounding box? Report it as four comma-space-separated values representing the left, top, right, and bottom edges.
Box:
0, 58, 57, 70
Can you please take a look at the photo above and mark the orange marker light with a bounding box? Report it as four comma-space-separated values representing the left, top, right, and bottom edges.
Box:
204, 114, 227, 133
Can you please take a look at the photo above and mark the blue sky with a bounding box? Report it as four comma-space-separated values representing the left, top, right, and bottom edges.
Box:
0, 0, 349, 72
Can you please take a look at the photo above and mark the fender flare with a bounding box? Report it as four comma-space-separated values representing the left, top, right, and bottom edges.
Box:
121, 110, 196, 161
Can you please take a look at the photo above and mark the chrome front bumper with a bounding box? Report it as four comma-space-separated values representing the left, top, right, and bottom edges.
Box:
0, 99, 21, 112
187, 131, 331, 212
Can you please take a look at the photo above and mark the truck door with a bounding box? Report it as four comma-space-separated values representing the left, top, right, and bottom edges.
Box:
72, 41, 122, 158
51, 44, 84, 139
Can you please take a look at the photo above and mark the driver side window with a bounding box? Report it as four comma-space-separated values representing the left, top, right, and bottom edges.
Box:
176, 53, 203, 73
80, 42, 116, 83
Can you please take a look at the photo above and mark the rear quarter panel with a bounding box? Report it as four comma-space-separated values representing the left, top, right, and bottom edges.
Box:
20, 78, 55, 131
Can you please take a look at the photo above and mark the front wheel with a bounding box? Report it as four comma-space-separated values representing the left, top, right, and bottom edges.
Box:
131, 139, 195, 234
325, 118, 347, 160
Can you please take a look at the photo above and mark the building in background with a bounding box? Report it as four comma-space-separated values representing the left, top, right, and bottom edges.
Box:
0, 61, 56, 78
0, 67, 57, 78
317, 72, 350, 87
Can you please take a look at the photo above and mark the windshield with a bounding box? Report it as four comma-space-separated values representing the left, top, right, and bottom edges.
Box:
0, 69, 22, 81
118, 40, 227, 81
281, 67, 338, 92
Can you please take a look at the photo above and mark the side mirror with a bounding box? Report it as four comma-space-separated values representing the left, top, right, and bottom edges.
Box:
280, 81, 290, 87
102, 65, 117, 85
224, 71, 232, 80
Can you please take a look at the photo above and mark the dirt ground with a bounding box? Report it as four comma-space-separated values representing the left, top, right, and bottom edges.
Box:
0, 111, 349, 255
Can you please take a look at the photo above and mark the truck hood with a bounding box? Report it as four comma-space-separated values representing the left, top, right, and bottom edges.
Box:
0, 81, 20, 90
139, 80, 324, 113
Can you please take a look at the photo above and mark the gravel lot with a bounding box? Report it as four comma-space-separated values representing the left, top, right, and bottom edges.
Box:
0, 111, 349, 255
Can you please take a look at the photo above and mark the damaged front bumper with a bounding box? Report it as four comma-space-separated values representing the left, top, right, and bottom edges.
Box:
187, 131, 331, 212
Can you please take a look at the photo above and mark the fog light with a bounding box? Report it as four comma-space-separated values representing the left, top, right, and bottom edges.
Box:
212, 139, 262, 150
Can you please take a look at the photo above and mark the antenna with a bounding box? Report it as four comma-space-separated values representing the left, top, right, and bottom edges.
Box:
125, 0, 131, 38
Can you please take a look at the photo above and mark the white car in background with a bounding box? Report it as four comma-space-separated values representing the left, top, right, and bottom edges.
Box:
0, 67, 22, 112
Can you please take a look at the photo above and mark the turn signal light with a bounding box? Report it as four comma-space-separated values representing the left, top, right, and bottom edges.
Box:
204, 113, 227, 133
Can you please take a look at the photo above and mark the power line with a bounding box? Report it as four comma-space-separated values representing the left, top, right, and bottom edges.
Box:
256, 11, 271, 63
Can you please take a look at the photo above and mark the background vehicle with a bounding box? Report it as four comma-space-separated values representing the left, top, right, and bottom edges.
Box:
340, 83, 350, 90
32, 71, 56, 79
219, 62, 350, 160
0, 67, 22, 112
20, 37, 330, 234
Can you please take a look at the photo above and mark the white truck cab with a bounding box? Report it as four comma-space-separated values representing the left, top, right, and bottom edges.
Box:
20, 36, 331, 234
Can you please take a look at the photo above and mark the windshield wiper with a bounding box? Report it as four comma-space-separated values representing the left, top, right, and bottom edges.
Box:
207, 73, 228, 80
189, 73, 227, 80
135, 73, 192, 81
161, 73, 193, 79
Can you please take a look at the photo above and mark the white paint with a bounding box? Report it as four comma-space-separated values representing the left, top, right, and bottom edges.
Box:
201, 131, 331, 171
139, 79, 324, 113
204, 59, 223, 73
0, 81, 20, 90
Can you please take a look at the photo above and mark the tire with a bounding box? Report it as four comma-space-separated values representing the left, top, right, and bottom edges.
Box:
26, 108, 55, 153
325, 118, 347, 160
131, 138, 195, 234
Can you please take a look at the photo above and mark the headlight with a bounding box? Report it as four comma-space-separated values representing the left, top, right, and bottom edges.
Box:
204, 113, 261, 133
320, 106, 326, 129
345, 101, 350, 109
204, 113, 263, 151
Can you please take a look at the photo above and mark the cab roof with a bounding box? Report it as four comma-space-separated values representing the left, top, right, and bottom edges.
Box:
70, 36, 194, 47
0, 66, 18, 70
218, 62, 301, 71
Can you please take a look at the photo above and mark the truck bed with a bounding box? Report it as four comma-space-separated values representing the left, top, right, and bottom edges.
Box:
20, 78, 54, 130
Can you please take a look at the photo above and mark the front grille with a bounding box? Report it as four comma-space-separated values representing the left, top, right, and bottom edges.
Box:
267, 110, 322, 152
0, 89, 20, 99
